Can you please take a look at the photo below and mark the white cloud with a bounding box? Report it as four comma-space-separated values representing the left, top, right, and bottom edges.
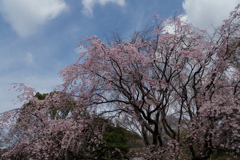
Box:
81, 0, 126, 17
24, 52, 34, 65
0, 0, 68, 37
182, 0, 240, 31
162, 15, 188, 34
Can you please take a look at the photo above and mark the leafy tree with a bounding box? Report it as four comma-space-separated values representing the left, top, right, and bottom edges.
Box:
87, 117, 143, 159
103, 124, 130, 156
1, 4, 240, 160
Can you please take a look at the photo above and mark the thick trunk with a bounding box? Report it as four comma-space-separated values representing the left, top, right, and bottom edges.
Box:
142, 125, 149, 146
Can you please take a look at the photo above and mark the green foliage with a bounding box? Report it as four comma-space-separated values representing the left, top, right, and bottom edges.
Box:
211, 150, 240, 160
0, 148, 8, 159
103, 123, 130, 155
34, 92, 48, 100
125, 130, 144, 148
88, 117, 144, 159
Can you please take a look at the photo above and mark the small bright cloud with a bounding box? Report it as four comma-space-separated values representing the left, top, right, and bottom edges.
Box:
24, 52, 34, 65
81, 0, 126, 17
182, 0, 240, 31
162, 15, 188, 34
0, 0, 68, 37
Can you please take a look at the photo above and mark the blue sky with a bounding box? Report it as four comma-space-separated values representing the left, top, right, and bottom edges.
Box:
0, 0, 239, 113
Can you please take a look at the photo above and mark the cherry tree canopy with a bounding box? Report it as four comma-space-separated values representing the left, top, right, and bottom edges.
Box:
1, 4, 240, 160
